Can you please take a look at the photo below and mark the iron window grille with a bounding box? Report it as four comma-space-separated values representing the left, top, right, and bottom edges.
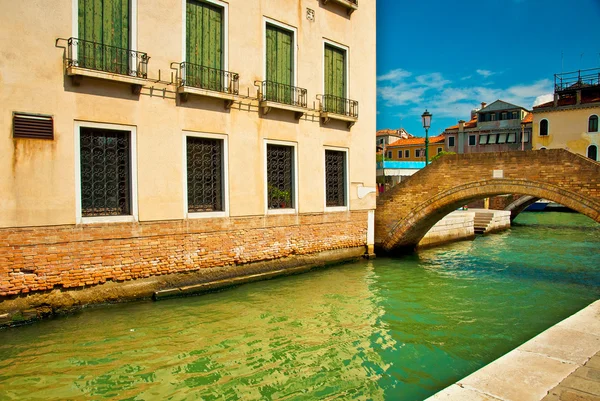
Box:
267, 144, 294, 209
67, 37, 149, 78
325, 150, 346, 207
180, 62, 239, 94
259, 80, 307, 108
187, 137, 224, 213
80, 128, 131, 217
320, 94, 359, 118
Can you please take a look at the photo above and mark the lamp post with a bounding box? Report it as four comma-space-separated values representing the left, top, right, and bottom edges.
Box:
421, 110, 432, 165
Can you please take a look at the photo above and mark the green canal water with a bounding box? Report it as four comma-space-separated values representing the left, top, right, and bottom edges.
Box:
0, 212, 599, 400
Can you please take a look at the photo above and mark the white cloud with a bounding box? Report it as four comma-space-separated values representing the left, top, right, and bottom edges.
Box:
415, 72, 451, 88
377, 68, 412, 82
533, 93, 554, 106
476, 69, 495, 78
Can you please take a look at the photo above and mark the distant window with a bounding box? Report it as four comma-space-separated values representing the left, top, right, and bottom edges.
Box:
501, 112, 507, 120
398, 150, 403, 158
589, 115, 598, 132
405, 150, 409, 158
540, 119, 549, 136
415, 149, 421, 158
437, 147, 442, 154
387, 151, 392, 159
479, 135, 488, 145
488, 134, 497, 144
507, 133, 517, 143
588, 145, 598, 161
490, 113, 496, 121
497, 133, 507, 144
523, 131, 530, 143
468, 135, 476, 146
448, 136, 455, 147
512, 111, 518, 119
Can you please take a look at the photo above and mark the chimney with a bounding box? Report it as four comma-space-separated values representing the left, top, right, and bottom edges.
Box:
481, 102, 487, 109
458, 120, 465, 132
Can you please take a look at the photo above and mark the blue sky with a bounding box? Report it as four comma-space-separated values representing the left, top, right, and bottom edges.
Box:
376, 0, 600, 136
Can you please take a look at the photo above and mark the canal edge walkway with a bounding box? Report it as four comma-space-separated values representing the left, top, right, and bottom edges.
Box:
426, 299, 600, 401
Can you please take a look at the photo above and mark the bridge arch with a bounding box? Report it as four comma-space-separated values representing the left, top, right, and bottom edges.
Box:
375, 149, 600, 253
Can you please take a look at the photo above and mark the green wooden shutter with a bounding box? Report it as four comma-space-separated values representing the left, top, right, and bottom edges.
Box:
324, 45, 346, 114
266, 24, 293, 103
78, 0, 129, 73
186, 0, 223, 90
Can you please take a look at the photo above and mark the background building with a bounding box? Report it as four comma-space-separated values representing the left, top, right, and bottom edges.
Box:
532, 68, 600, 160
376, 128, 413, 151
0, 0, 376, 306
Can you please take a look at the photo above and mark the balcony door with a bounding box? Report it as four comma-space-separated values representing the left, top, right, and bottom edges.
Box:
324, 44, 346, 115
266, 24, 294, 104
186, 0, 224, 91
78, 0, 130, 74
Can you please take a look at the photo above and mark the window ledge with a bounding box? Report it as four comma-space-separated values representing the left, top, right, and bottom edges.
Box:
266, 208, 297, 215
325, 206, 349, 213
320, 111, 358, 129
187, 211, 228, 219
322, 0, 358, 15
67, 66, 146, 94
178, 86, 237, 109
79, 215, 137, 225
260, 101, 307, 120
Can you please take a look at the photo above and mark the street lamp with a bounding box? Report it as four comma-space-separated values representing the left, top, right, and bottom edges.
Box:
421, 110, 432, 165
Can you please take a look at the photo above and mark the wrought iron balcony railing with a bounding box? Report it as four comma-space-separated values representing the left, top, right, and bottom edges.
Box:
320, 94, 358, 118
258, 80, 307, 108
179, 62, 239, 95
67, 37, 148, 78
554, 67, 600, 92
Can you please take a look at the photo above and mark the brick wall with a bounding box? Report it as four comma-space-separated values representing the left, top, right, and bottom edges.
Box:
0, 211, 368, 296
376, 149, 600, 252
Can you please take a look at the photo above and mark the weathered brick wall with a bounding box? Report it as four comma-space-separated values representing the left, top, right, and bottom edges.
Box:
0, 211, 368, 296
376, 149, 600, 252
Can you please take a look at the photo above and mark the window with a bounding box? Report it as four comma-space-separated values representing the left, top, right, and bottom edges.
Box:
398, 150, 403, 159
325, 150, 347, 208
497, 133, 507, 144
501, 112, 507, 120
405, 150, 409, 158
479, 135, 488, 145
76, 0, 133, 74
324, 43, 347, 115
185, 0, 226, 91
511, 111, 518, 120
540, 119, 549, 136
588, 145, 598, 161
468, 135, 476, 146
488, 134, 497, 144
523, 131, 530, 143
415, 149, 421, 158
267, 143, 296, 211
589, 115, 599, 132
507, 133, 517, 143
387, 151, 392, 159
186, 135, 225, 215
265, 21, 295, 104
490, 113, 496, 121
437, 147, 443, 154
76, 123, 137, 223
448, 136, 455, 147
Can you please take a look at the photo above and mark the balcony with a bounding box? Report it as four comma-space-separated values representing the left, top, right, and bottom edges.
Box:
322, 0, 358, 16
555, 67, 600, 93
177, 62, 239, 109
65, 37, 149, 94
256, 80, 308, 120
319, 94, 358, 128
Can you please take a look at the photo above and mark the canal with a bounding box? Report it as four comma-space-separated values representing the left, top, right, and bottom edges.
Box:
0, 212, 598, 400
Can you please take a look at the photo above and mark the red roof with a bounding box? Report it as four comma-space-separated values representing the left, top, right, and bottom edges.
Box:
521, 113, 533, 123
387, 134, 445, 147
534, 93, 600, 109
445, 117, 477, 131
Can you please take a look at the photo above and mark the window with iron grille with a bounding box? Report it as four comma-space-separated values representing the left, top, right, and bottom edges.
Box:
267, 144, 294, 209
80, 127, 131, 217
187, 136, 223, 213
325, 150, 346, 207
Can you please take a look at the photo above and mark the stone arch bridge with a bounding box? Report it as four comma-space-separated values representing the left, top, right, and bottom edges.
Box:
375, 149, 600, 253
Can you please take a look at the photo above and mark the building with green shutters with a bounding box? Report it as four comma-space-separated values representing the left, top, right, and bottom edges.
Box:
0, 0, 376, 314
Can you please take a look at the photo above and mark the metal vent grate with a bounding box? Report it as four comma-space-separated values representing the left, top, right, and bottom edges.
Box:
13, 113, 54, 139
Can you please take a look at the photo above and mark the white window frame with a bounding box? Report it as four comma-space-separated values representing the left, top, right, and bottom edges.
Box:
264, 139, 298, 215
588, 114, 599, 133
74, 121, 138, 224
181, 0, 229, 71
539, 119, 550, 136
322, 39, 350, 100
72, 0, 138, 72
263, 17, 298, 86
182, 131, 229, 219
324, 146, 349, 212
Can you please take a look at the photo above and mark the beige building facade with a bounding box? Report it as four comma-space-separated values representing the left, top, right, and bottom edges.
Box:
0, 0, 376, 315
532, 68, 600, 160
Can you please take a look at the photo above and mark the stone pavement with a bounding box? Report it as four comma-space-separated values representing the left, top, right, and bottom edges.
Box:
426, 300, 600, 401
542, 352, 600, 401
